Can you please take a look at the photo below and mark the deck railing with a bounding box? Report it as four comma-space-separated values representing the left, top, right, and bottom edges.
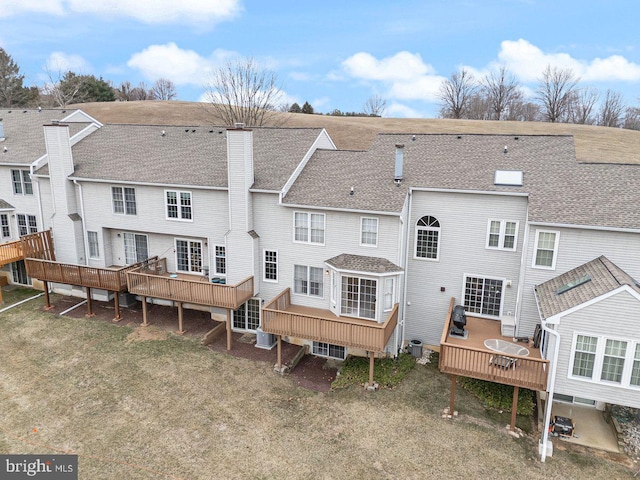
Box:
125, 257, 254, 310
262, 288, 398, 352
24, 257, 157, 292
0, 230, 55, 267
0, 239, 23, 266
439, 298, 548, 391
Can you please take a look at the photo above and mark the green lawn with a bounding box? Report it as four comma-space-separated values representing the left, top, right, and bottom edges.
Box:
0, 296, 632, 479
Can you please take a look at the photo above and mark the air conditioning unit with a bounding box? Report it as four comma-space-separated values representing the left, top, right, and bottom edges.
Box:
255, 327, 276, 350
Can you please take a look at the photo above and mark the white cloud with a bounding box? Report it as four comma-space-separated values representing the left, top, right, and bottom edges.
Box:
44, 51, 92, 74
496, 39, 640, 83
341, 51, 443, 103
387, 102, 424, 119
1, 0, 240, 25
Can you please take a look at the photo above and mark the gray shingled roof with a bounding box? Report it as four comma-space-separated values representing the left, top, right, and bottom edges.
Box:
325, 253, 403, 274
283, 133, 640, 229
535, 256, 640, 319
0, 109, 88, 165
0, 199, 14, 209
67, 124, 325, 190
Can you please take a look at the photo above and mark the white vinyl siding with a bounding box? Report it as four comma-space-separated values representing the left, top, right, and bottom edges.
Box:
486, 220, 518, 251
1, 214, 10, 238
166, 190, 192, 221
87, 231, 99, 258
293, 265, 323, 297
294, 212, 325, 245
533, 229, 559, 269
463, 275, 504, 318
214, 245, 226, 275
263, 250, 277, 282
112, 186, 137, 215
360, 217, 378, 247
11, 169, 32, 195
175, 239, 202, 273
123, 233, 148, 264
16, 214, 37, 236
415, 215, 440, 260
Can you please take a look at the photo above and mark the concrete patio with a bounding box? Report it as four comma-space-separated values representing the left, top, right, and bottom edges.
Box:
551, 402, 619, 453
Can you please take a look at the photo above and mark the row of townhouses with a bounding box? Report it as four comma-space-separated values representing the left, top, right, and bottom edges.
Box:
1, 108, 640, 456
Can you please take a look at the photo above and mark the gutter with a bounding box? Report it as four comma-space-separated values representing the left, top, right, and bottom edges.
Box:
534, 286, 560, 463
73, 179, 89, 265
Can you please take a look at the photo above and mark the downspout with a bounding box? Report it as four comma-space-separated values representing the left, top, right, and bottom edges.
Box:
534, 286, 560, 462
513, 210, 530, 331
400, 189, 413, 351
73, 179, 89, 266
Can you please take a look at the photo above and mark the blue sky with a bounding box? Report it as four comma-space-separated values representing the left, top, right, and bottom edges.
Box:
1, 0, 639, 117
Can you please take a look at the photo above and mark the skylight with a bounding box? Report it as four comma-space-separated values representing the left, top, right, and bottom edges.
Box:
557, 275, 591, 295
494, 170, 523, 186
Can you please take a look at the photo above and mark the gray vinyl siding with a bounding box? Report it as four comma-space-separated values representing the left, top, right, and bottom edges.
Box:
253, 192, 403, 318
405, 191, 527, 346
79, 182, 228, 269
552, 290, 640, 408
519, 226, 640, 337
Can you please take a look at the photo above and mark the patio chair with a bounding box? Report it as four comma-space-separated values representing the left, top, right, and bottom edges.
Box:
489, 354, 516, 369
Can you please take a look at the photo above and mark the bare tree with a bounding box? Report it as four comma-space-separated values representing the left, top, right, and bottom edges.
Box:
203, 57, 284, 126
437, 68, 478, 119
481, 66, 522, 120
41, 64, 85, 106
597, 89, 625, 127
567, 87, 599, 124
363, 94, 387, 117
624, 106, 640, 131
130, 82, 151, 101
464, 93, 491, 120
536, 65, 579, 122
150, 78, 177, 101
505, 99, 542, 122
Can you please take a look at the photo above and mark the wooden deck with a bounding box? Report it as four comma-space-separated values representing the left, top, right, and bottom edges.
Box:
125, 258, 254, 310
439, 298, 549, 391
0, 230, 55, 267
262, 288, 398, 353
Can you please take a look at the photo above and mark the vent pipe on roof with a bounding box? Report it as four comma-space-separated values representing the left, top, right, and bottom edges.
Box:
394, 144, 404, 185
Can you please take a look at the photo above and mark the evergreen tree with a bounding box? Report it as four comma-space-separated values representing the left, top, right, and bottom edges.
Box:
288, 102, 302, 113
0, 48, 34, 107
301, 101, 314, 114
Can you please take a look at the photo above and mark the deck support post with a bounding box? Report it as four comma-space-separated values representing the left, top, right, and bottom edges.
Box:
511, 386, 519, 432
85, 287, 94, 317
177, 302, 185, 335
43, 281, 53, 310
276, 335, 282, 370
369, 352, 375, 386
141, 296, 149, 326
449, 375, 457, 415
113, 291, 121, 322
226, 309, 232, 351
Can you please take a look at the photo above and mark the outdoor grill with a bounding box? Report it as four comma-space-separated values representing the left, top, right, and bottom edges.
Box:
550, 415, 575, 437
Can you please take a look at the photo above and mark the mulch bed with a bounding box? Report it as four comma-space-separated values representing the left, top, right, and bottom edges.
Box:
37, 293, 338, 392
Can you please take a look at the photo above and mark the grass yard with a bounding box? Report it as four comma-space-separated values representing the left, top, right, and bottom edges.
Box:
0, 296, 634, 479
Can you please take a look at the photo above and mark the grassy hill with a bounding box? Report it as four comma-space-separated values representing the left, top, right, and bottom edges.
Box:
71, 100, 640, 164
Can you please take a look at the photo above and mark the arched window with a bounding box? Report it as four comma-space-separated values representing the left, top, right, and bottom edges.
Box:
415, 215, 440, 260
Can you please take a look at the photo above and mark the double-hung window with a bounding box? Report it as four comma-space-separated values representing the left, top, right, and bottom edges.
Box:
16, 214, 37, 236
486, 220, 518, 250
123, 233, 148, 264
294, 212, 325, 245
1, 214, 10, 238
533, 230, 559, 269
571, 335, 598, 378
415, 215, 440, 260
463, 275, 504, 318
293, 265, 323, 297
87, 231, 100, 258
175, 239, 202, 273
166, 190, 192, 220
214, 246, 226, 275
360, 217, 378, 246
11, 170, 33, 195
263, 250, 277, 282
112, 186, 137, 215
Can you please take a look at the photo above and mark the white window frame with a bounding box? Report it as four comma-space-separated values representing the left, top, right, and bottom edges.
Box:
165, 190, 193, 221
11, 169, 33, 195
312, 341, 346, 360
293, 211, 325, 245
1, 214, 10, 238
462, 274, 505, 319
293, 265, 324, 298
485, 219, 518, 251
532, 229, 560, 270
360, 217, 378, 247
16, 214, 37, 236
213, 245, 226, 276
87, 231, 100, 258
233, 298, 261, 332
568, 332, 640, 389
383, 277, 395, 311
341, 275, 378, 320
123, 232, 148, 264
263, 250, 278, 282
112, 186, 137, 215
175, 238, 202, 273
414, 215, 440, 261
